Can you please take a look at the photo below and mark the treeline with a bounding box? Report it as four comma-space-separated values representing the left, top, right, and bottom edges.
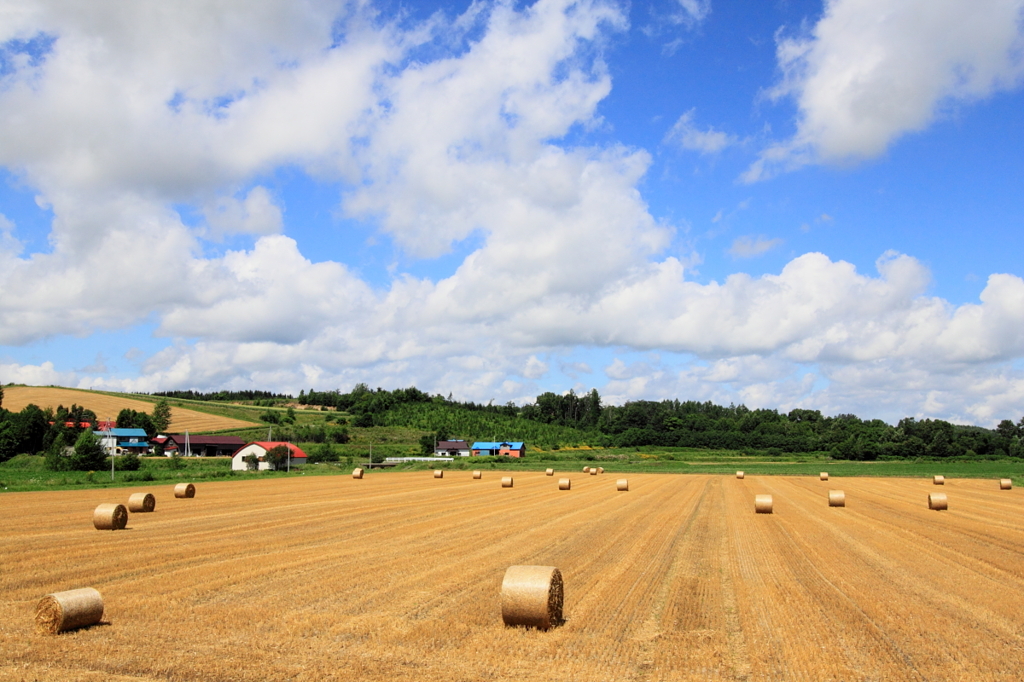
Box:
150, 389, 291, 403
297, 384, 1024, 459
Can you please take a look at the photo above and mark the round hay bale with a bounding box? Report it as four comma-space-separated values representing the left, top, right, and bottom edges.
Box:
933, 475, 944, 485
736, 471, 744, 479
589, 468, 598, 476
93, 503, 128, 530
433, 470, 444, 479
828, 490, 846, 507
558, 478, 571, 490
173, 483, 195, 498
754, 494, 773, 514
545, 468, 554, 476
582, 466, 590, 473
819, 472, 829, 481
500, 565, 563, 630
35, 588, 104, 634
473, 470, 482, 479
127, 492, 155, 513
597, 467, 605, 474
352, 468, 364, 479
616, 479, 628, 491
1000, 478, 1012, 490
929, 492, 948, 510
501, 476, 514, 488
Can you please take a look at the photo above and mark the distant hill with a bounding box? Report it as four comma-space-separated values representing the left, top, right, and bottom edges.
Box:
2, 386, 257, 433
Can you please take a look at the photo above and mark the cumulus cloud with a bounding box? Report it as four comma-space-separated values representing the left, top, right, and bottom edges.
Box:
666, 109, 736, 154
746, 0, 1024, 180
2, 1, 1024, 424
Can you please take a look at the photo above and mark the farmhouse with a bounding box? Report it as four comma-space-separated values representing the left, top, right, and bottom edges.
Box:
94, 427, 150, 455
164, 434, 246, 457
434, 440, 471, 457
471, 441, 526, 457
231, 441, 307, 471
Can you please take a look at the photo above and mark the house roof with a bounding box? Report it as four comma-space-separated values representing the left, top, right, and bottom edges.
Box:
233, 441, 307, 458
436, 440, 469, 449
94, 428, 148, 438
471, 441, 525, 450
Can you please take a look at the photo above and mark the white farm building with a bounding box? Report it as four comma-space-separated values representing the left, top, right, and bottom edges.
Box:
231, 441, 308, 471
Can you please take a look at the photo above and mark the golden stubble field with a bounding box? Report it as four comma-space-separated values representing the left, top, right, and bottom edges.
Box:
2, 472, 1024, 681
1, 386, 255, 432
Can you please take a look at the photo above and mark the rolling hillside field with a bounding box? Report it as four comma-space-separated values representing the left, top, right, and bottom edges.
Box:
2, 472, 1024, 680
2, 386, 256, 432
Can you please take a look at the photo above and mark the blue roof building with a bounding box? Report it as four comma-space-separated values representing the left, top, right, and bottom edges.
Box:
471, 441, 526, 457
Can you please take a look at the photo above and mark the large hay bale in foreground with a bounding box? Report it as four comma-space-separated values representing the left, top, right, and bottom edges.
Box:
127, 492, 155, 513
545, 468, 554, 476
352, 468, 364, 479
35, 588, 104, 634
501, 565, 563, 630
433, 470, 443, 479
828, 490, 846, 507
473, 470, 482, 479
501, 476, 514, 488
173, 483, 195, 498
558, 478, 571, 490
933, 475, 944, 485
754, 494, 773, 514
929, 493, 948, 510
93, 503, 128, 530
1000, 478, 1012, 490
736, 471, 744, 479
616, 479, 629, 491
819, 472, 829, 481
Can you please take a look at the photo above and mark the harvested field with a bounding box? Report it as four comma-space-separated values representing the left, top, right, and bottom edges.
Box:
3, 474, 1024, 681
1, 386, 255, 432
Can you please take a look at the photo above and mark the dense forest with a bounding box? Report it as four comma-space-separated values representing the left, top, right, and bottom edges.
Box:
299, 384, 1024, 460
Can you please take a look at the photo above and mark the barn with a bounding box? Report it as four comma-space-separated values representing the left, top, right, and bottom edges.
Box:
231, 442, 308, 471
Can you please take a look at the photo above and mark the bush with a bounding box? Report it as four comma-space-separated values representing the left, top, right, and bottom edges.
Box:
116, 453, 141, 471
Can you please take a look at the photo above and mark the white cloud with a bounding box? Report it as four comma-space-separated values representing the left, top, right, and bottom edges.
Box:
666, 109, 736, 154
728, 235, 783, 258
746, 0, 1024, 180
204, 186, 283, 237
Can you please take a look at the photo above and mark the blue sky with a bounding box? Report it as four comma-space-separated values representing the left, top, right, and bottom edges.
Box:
1, 0, 1023, 425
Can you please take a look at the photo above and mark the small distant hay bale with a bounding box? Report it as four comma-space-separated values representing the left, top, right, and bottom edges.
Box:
819, 472, 829, 481
616, 479, 629, 491
352, 468, 364, 479
933, 475, 944, 485
545, 468, 554, 476
127, 492, 155, 513
35, 588, 104, 634
583, 466, 590, 473
501, 476, 514, 488
597, 467, 605, 474
754, 494, 773, 514
589, 468, 598, 476
93, 503, 128, 531
501, 565, 563, 630
173, 483, 195, 498
736, 471, 744, 479
558, 478, 571, 490
434, 470, 444, 479
473, 470, 482, 479
1000, 478, 1012, 490
828, 490, 846, 507
929, 492, 948, 510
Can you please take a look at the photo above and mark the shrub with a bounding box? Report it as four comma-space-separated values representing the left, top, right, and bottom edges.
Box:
116, 452, 142, 471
